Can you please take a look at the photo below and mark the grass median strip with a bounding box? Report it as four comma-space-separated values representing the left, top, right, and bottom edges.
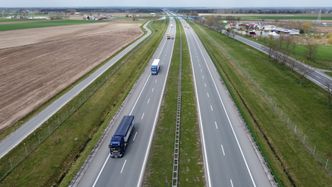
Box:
0, 19, 167, 187
192, 22, 332, 186
144, 19, 204, 186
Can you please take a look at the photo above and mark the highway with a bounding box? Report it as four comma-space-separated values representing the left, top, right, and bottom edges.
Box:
229, 32, 332, 91
180, 17, 274, 187
0, 21, 152, 159
73, 17, 176, 187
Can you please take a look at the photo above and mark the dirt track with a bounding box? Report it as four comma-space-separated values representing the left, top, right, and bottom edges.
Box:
0, 22, 143, 130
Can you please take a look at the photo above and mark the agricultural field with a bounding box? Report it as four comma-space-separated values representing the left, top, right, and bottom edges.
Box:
198, 13, 332, 21
0, 19, 167, 187
0, 21, 142, 131
0, 20, 100, 31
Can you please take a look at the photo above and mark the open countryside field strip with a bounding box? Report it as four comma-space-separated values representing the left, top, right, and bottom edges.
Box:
192, 22, 332, 186
0, 20, 98, 31
0, 22, 142, 132
198, 13, 332, 20
254, 37, 332, 70
144, 19, 204, 186
0, 19, 167, 187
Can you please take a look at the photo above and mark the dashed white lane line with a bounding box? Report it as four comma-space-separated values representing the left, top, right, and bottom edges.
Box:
221, 144, 225, 156
133, 131, 138, 142
200, 69, 203, 72
202, 75, 205, 80
120, 159, 127, 174
214, 121, 218, 129
92, 154, 110, 187
155, 79, 157, 83
152, 88, 154, 92
206, 92, 210, 98
141, 113, 145, 120
230, 178, 234, 187
147, 98, 150, 104
204, 83, 207, 87
210, 104, 213, 111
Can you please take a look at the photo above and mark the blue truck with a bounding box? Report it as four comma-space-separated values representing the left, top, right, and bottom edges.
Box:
151, 59, 160, 75
109, 115, 134, 158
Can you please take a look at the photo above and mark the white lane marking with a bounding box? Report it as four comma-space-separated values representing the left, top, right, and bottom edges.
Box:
185, 22, 212, 187
221, 144, 225, 156
192, 28, 257, 187
204, 83, 207, 87
133, 131, 138, 142
92, 154, 110, 187
210, 104, 213, 111
120, 159, 127, 174
130, 74, 151, 115
152, 88, 154, 92
200, 69, 203, 72
207, 92, 210, 98
155, 79, 157, 83
147, 98, 150, 104
230, 179, 234, 187
214, 121, 218, 129
141, 113, 145, 120
137, 20, 176, 187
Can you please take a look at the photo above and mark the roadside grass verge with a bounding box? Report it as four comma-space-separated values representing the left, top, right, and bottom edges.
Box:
144, 19, 204, 186
0, 19, 167, 187
0, 20, 100, 31
191, 22, 332, 187
254, 36, 332, 70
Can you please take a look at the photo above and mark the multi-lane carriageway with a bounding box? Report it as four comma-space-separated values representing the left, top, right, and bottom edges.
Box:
75, 17, 176, 187
74, 15, 274, 187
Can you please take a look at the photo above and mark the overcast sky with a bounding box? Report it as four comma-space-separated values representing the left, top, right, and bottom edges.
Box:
0, 0, 331, 8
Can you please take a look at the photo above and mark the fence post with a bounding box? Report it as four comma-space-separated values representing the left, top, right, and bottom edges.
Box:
24, 143, 28, 156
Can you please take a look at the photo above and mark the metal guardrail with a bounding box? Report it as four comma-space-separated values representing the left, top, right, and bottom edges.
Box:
172, 22, 183, 187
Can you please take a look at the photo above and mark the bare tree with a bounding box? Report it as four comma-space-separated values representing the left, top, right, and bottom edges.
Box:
305, 37, 318, 62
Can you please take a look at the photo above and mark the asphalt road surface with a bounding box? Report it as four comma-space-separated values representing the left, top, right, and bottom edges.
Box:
180, 17, 274, 187
0, 22, 152, 159
74, 17, 176, 187
230, 33, 332, 91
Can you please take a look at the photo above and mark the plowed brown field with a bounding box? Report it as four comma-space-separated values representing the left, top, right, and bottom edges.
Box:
0, 22, 143, 130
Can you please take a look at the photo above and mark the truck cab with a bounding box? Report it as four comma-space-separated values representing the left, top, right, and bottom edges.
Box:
109, 115, 134, 158
151, 59, 160, 75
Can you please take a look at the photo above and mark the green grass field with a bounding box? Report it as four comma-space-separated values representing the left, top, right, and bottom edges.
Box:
239, 15, 332, 21
144, 19, 204, 186
0, 19, 167, 187
256, 37, 332, 69
0, 20, 99, 31
192, 22, 332, 187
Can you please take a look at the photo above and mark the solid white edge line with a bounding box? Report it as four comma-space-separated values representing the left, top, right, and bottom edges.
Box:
136, 18, 176, 187
92, 154, 110, 187
182, 18, 212, 187
191, 25, 257, 187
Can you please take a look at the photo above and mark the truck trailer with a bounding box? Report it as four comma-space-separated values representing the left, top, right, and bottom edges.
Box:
109, 115, 134, 158
151, 59, 160, 75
